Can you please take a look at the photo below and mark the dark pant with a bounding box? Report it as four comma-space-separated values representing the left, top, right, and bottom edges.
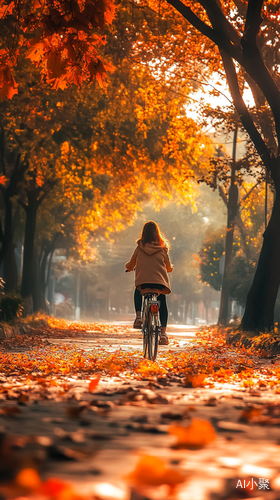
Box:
134, 287, 168, 328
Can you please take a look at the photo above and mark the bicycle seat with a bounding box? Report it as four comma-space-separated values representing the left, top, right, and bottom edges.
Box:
140, 287, 163, 296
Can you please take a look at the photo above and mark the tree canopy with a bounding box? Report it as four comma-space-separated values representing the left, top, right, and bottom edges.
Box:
2, 0, 280, 330
0, 0, 215, 312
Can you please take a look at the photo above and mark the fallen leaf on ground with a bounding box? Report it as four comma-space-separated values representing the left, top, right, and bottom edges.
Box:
204, 397, 216, 406
183, 373, 206, 388
183, 405, 196, 414
169, 419, 216, 449
17, 393, 29, 404
39, 477, 74, 497
15, 467, 41, 489
125, 455, 185, 492
88, 377, 100, 392
146, 393, 169, 404
239, 407, 266, 423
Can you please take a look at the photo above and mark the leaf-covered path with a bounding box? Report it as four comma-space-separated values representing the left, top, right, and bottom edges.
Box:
1, 319, 280, 500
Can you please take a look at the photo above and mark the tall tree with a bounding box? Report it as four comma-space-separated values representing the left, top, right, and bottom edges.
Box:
138, 0, 280, 331
198, 181, 269, 310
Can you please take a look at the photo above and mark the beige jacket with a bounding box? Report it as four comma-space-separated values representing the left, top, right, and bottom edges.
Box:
125, 242, 173, 294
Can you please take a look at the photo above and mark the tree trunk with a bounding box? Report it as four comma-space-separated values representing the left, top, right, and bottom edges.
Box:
1, 195, 17, 291
205, 302, 209, 324
32, 246, 40, 312
32, 246, 48, 312
3, 240, 18, 292
185, 302, 189, 324
38, 245, 50, 313
0, 193, 13, 268
38, 232, 62, 314
75, 270, 81, 320
2, 203, 22, 292
191, 302, 196, 325
21, 192, 38, 299
218, 127, 238, 324
242, 171, 280, 331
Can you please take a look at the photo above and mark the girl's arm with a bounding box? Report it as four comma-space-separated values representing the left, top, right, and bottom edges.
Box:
165, 251, 174, 273
125, 247, 138, 271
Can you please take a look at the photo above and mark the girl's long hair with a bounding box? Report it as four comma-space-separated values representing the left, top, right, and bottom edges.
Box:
137, 221, 170, 249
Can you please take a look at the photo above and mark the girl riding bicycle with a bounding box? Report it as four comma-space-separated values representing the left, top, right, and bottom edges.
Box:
125, 221, 173, 345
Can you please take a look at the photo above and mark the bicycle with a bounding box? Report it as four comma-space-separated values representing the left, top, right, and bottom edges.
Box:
125, 270, 161, 361
141, 291, 161, 361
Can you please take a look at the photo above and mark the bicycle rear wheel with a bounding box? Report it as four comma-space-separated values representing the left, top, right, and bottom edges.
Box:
142, 311, 148, 358
147, 313, 159, 361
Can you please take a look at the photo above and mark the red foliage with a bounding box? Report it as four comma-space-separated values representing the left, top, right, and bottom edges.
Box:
0, 0, 115, 97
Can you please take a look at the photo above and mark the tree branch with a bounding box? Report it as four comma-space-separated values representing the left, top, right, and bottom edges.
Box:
220, 50, 273, 171
239, 2, 280, 149
61, 209, 74, 225
219, 180, 251, 260
37, 179, 57, 207
240, 180, 260, 204
199, 0, 240, 45
18, 199, 28, 211
235, 212, 251, 261
37, 190, 48, 207
243, 0, 263, 45
165, 0, 241, 59
168, 0, 280, 152
218, 185, 228, 207
243, 72, 278, 153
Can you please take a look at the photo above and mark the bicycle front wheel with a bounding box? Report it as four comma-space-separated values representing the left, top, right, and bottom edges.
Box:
147, 313, 159, 361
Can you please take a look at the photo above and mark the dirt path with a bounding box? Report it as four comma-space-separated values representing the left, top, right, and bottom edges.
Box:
0, 321, 280, 500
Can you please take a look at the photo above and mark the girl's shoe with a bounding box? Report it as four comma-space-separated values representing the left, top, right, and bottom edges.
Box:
159, 331, 169, 345
133, 317, 142, 329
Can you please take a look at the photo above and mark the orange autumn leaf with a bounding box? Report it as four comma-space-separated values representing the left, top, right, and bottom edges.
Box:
125, 455, 185, 489
88, 377, 100, 392
184, 373, 206, 388
36, 174, 44, 187
239, 407, 264, 423
26, 40, 45, 63
46, 54, 66, 80
15, 468, 41, 489
39, 478, 74, 497
18, 393, 29, 404
0, 66, 18, 99
169, 419, 216, 449
0, 175, 7, 185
